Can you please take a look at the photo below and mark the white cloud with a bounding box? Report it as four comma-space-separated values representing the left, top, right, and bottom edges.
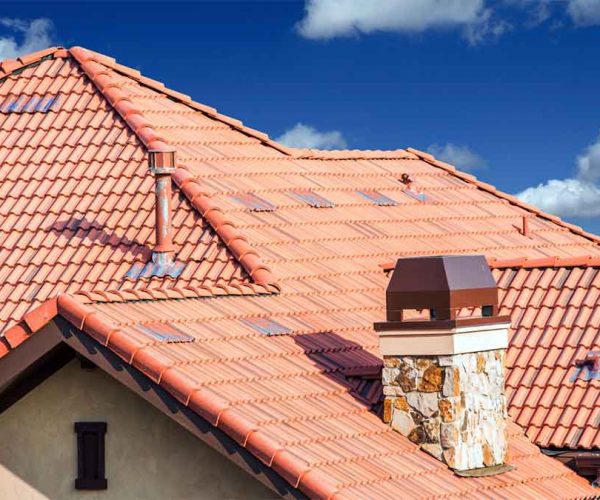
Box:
516, 133, 600, 218
276, 123, 347, 150
463, 8, 512, 44
0, 18, 54, 61
427, 143, 487, 171
296, 0, 499, 43
296, 0, 600, 42
575, 136, 600, 181
517, 178, 600, 217
568, 0, 600, 26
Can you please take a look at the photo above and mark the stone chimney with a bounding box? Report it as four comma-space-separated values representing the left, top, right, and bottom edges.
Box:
374, 255, 511, 473
148, 149, 176, 264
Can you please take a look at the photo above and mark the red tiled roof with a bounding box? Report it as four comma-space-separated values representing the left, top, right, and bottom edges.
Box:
53, 294, 599, 498
0, 47, 280, 332
0, 46, 598, 497
496, 263, 600, 450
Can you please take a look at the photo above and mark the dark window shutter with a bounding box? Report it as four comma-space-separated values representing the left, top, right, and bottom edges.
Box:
74, 422, 107, 490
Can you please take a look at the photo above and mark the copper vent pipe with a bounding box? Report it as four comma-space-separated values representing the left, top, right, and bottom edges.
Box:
522, 215, 530, 237
148, 149, 176, 264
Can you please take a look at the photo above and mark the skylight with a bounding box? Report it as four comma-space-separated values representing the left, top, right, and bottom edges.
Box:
357, 190, 397, 206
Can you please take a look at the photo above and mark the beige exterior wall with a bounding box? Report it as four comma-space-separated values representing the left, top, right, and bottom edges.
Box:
0, 360, 277, 500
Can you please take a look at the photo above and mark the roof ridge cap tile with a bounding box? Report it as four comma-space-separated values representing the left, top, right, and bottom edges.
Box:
72, 282, 277, 303
172, 167, 278, 288
295, 148, 417, 160
68, 46, 294, 157
407, 147, 600, 245
380, 255, 600, 272
0, 46, 68, 79
69, 46, 171, 153
489, 255, 600, 270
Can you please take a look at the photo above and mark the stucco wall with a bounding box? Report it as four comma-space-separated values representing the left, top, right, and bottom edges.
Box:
0, 359, 277, 500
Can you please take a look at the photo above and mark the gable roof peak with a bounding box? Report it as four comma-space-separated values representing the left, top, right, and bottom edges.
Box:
67, 46, 278, 289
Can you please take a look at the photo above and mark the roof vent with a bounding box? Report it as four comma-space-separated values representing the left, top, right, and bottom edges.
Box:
400, 174, 426, 202
400, 173, 413, 187
521, 216, 530, 237
149, 149, 176, 265
574, 351, 600, 381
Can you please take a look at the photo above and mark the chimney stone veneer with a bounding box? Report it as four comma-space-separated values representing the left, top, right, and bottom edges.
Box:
375, 255, 511, 472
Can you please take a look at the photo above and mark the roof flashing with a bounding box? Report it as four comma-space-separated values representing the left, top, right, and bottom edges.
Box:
134, 323, 194, 343
242, 318, 291, 336
0, 95, 60, 114
291, 190, 334, 208
357, 190, 397, 206
403, 188, 427, 202
232, 193, 276, 212
125, 260, 185, 280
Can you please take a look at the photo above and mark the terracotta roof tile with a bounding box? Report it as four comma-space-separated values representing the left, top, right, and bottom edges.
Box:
0, 46, 598, 497
36, 294, 590, 497
495, 264, 600, 449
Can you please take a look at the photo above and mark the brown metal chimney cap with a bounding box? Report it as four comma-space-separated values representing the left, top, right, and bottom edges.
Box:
386, 255, 498, 313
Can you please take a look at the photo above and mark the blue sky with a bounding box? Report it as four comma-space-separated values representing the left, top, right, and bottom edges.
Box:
3, 1, 600, 233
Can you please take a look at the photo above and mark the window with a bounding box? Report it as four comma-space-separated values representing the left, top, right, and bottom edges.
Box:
75, 422, 107, 490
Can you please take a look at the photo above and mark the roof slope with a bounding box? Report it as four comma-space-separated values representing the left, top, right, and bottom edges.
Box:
0, 46, 598, 498
496, 260, 600, 450
0, 48, 278, 334
62, 294, 595, 499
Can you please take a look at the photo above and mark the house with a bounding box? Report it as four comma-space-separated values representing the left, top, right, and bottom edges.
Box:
0, 45, 598, 499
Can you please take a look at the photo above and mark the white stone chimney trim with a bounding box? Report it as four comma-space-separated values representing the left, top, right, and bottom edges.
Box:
378, 322, 510, 356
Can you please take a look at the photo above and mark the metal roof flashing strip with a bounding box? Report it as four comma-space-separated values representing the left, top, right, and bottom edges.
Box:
0, 95, 60, 113
134, 323, 194, 343
125, 260, 185, 280
291, 190, 334, 208
357, 190, 397, 206
241, 318, 291, 336
232, 193, 276, 212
